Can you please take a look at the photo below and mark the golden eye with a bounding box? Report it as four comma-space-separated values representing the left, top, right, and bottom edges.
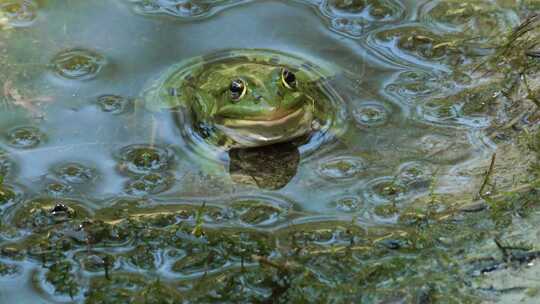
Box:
281, 68, 297, 89
230, 79, 247, 101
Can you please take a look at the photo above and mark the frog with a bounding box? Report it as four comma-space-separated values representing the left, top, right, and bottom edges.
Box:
143, 49, 343, 151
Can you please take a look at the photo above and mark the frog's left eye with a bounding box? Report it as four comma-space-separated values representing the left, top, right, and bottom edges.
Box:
230, 79, 247, 101
281, 68, 297, 89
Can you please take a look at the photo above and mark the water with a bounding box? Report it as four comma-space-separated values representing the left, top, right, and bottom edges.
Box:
0, 0, 536, 302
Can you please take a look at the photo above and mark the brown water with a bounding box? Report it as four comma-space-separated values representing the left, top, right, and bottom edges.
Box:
0, 0, 533, 303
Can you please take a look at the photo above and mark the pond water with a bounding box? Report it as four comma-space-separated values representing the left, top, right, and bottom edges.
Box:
0, 0, 537, 303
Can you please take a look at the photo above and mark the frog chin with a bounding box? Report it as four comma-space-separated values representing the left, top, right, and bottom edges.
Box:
214, 106, 313, 148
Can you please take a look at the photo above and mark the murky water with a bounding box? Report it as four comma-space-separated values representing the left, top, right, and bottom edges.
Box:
0, 0, 536, 302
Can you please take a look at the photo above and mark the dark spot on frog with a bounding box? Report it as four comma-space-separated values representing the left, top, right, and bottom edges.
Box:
169, 87, 179, 97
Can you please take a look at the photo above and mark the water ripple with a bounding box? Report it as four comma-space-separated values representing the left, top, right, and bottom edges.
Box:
51, 49, 106, 80
116, 144, 174, 175
352, 101, 391, 127
127, 0, 250, 19
5, 126, 44, 149
313, 0, 406, 38
96, 94, 133, 115
418, 0, 519, 37
0, 0, 38, 28
317, 155, 367, 181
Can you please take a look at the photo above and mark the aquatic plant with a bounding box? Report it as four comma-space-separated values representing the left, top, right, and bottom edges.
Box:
476, 14, 540, 108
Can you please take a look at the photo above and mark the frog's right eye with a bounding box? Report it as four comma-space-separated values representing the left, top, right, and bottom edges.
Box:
281, 68, 297, 89
230, 79, 247, 101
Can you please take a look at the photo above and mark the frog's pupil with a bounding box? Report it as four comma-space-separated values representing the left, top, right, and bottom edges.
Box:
283, 69, 296, 86
230, 80, 243, 93
230, 79, 245, 100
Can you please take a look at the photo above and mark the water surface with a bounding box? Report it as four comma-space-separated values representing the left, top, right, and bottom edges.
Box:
0, 0, 532, 302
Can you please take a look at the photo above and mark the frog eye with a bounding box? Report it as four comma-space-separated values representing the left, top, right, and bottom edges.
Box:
230, 79, 247, 101
281, 68, 297, 89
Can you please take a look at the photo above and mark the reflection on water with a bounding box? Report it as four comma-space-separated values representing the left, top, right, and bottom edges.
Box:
0, 0, 533, 302
229, 142, 300, 190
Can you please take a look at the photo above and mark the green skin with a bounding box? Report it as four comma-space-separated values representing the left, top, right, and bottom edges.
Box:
155, 53, 333, 149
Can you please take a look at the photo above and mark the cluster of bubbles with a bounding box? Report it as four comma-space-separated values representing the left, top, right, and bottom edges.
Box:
317, 155, 367, 180
0, 34, 109, 204
51, 49, 106, 80
42, 42, 163, 198
5, 126, 43, 149
125, 0, 405, 38
313, 0, 405, 38
128, 0, 247, 19
318, 152, 436, 217
418, 0, 519, 37
0, 0, 38, 28
121, 0, 519, 53
40, 162, 98, 197
384, 70, 461, 101
364, 1, 516, 129
95, 94, 133, 115
352, 101, 390, 127
116, 144, 176, 195
54, 163, 96, 185
362, 160, 434, 220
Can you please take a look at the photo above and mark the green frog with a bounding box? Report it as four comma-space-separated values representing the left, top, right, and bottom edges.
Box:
143, 49, 342, 150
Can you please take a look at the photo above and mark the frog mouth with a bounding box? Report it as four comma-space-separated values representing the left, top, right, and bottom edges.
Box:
219, 107, 306, 128
215, 102, 306, 122
215, 106, 313, 147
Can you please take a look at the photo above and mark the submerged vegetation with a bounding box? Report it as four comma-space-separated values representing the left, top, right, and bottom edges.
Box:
1, 182, 539, 302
